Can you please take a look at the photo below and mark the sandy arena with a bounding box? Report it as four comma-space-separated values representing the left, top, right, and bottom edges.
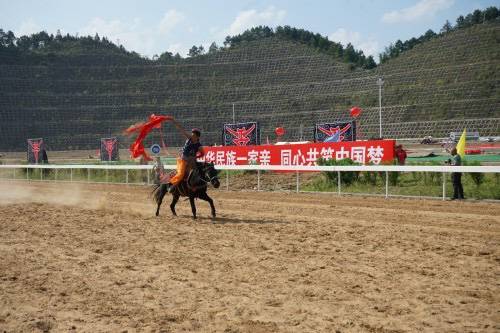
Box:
0, 181, 499, 332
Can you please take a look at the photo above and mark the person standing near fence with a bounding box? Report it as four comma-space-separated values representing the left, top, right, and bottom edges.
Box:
395, 144, 407, 165
449, 148, 464, 200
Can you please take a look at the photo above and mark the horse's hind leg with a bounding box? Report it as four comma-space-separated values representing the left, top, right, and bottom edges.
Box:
155, 185, 167, 216
170, 193, 179, 216
198, 192, 216, 219
188, 196, 197, 220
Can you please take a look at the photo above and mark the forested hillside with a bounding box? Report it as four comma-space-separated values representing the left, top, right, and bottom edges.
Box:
0, 8, 498, 151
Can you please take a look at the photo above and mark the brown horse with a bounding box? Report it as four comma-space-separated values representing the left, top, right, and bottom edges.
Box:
152, 162, 220, 220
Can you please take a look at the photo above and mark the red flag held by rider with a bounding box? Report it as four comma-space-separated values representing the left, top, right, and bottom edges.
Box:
125, 114, 172, 161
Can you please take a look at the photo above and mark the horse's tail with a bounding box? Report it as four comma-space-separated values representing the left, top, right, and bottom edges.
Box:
152, 183, 168, 205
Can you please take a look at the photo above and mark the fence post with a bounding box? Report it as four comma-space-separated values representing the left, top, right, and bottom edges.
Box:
106, 169, 109, 184
226, 171, 229, 191
257, 170, 260, 191
70, 168, 73, 182
13, 168, 16, 180
26, 168, 29, 181
385, 171, 389, 198
126, 169, 129, 185
296, 171, 299, 193
55, 169, 58, 181
337, 171, 341, 196
442, 172, 446, 201
40, 168, 43, 181
87, 168, 90, 183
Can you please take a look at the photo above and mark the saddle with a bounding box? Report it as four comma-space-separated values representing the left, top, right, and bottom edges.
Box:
169, 164, 206, 194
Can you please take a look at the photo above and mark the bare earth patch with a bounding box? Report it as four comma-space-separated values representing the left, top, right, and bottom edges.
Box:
0, 182, 499, 332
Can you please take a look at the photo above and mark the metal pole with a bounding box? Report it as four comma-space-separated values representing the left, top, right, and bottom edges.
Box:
377, 77, 383, 138
106, 169, 109, 183
126, 169, 129, 185
257, 170, 260, 191
337, 171, 341, 196
385, 171, 389, 198
26, 168, 29, 181
40, 168, 43, 181
226, 171, 229, 191
296, 171, 299, 193
442, 172, 446, 201
55, 169, 58, 181
87, 168, 90, 183
70, 168, 73, 182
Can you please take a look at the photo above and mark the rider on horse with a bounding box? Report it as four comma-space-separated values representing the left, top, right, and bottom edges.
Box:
168, 118, 204, 193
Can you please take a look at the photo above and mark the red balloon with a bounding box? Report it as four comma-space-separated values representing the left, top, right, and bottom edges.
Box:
275, 127, 285, 136
350, 106, 362, 118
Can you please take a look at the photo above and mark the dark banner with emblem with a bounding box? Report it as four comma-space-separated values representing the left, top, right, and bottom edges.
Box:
100, 137, 119, 161
27, 138, 46, 164
314, 121, 356, 142
223, 122, 260, 146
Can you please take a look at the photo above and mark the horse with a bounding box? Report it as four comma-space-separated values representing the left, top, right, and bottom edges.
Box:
152, 162, 220, 220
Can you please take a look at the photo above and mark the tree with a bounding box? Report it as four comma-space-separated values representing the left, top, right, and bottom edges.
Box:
483, 6, 500, 21
440, 20, 453, 33
188, 45, 205, 57
456, 15, 466, 28
364, 56, 376, 69
208, 42, 219, 54
158, 51, 173, 63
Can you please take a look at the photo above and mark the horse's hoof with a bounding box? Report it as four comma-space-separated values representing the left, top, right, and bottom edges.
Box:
155, 212, 159, 217
192, 216, 197, 220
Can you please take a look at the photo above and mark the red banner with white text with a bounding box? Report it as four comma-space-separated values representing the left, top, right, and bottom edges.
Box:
200, 140, 395, 166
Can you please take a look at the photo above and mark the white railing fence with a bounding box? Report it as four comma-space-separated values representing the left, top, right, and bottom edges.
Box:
0, 164, 499, 201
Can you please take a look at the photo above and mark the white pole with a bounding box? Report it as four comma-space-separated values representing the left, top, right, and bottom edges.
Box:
385, 171, 389, 198
257, 170, 260, 191
337, 171, 341, 195
442, 172, 446, 201
296, 171, 299, 193
377, 77, 384, 138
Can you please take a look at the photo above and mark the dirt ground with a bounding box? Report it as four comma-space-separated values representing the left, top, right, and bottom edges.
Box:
0, 181, 499, 333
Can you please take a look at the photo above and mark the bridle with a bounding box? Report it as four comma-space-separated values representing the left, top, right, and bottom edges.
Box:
196, 164, 218, 184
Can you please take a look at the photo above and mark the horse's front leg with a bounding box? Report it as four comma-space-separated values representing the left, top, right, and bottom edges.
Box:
170, 193, 179, 216
198, 191, 216, 219
189, 196, 197, 220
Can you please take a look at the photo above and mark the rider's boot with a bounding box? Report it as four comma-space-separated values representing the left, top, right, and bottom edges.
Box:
168, 183, 176, 193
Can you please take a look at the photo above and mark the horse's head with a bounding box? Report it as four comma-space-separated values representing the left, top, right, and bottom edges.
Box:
199, 162, 220, 188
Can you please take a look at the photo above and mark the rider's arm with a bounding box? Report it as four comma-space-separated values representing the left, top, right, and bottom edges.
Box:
197, 146, 205, 157
172, 119, 190, 139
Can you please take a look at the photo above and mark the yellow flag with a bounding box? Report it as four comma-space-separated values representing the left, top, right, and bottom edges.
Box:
456, 128, 466, 158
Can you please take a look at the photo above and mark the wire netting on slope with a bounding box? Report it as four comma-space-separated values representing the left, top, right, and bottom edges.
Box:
0, 23, 499, 152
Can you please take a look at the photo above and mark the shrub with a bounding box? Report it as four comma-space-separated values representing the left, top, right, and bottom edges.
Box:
317, 158, 359, 186
465, 160, 485, 187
